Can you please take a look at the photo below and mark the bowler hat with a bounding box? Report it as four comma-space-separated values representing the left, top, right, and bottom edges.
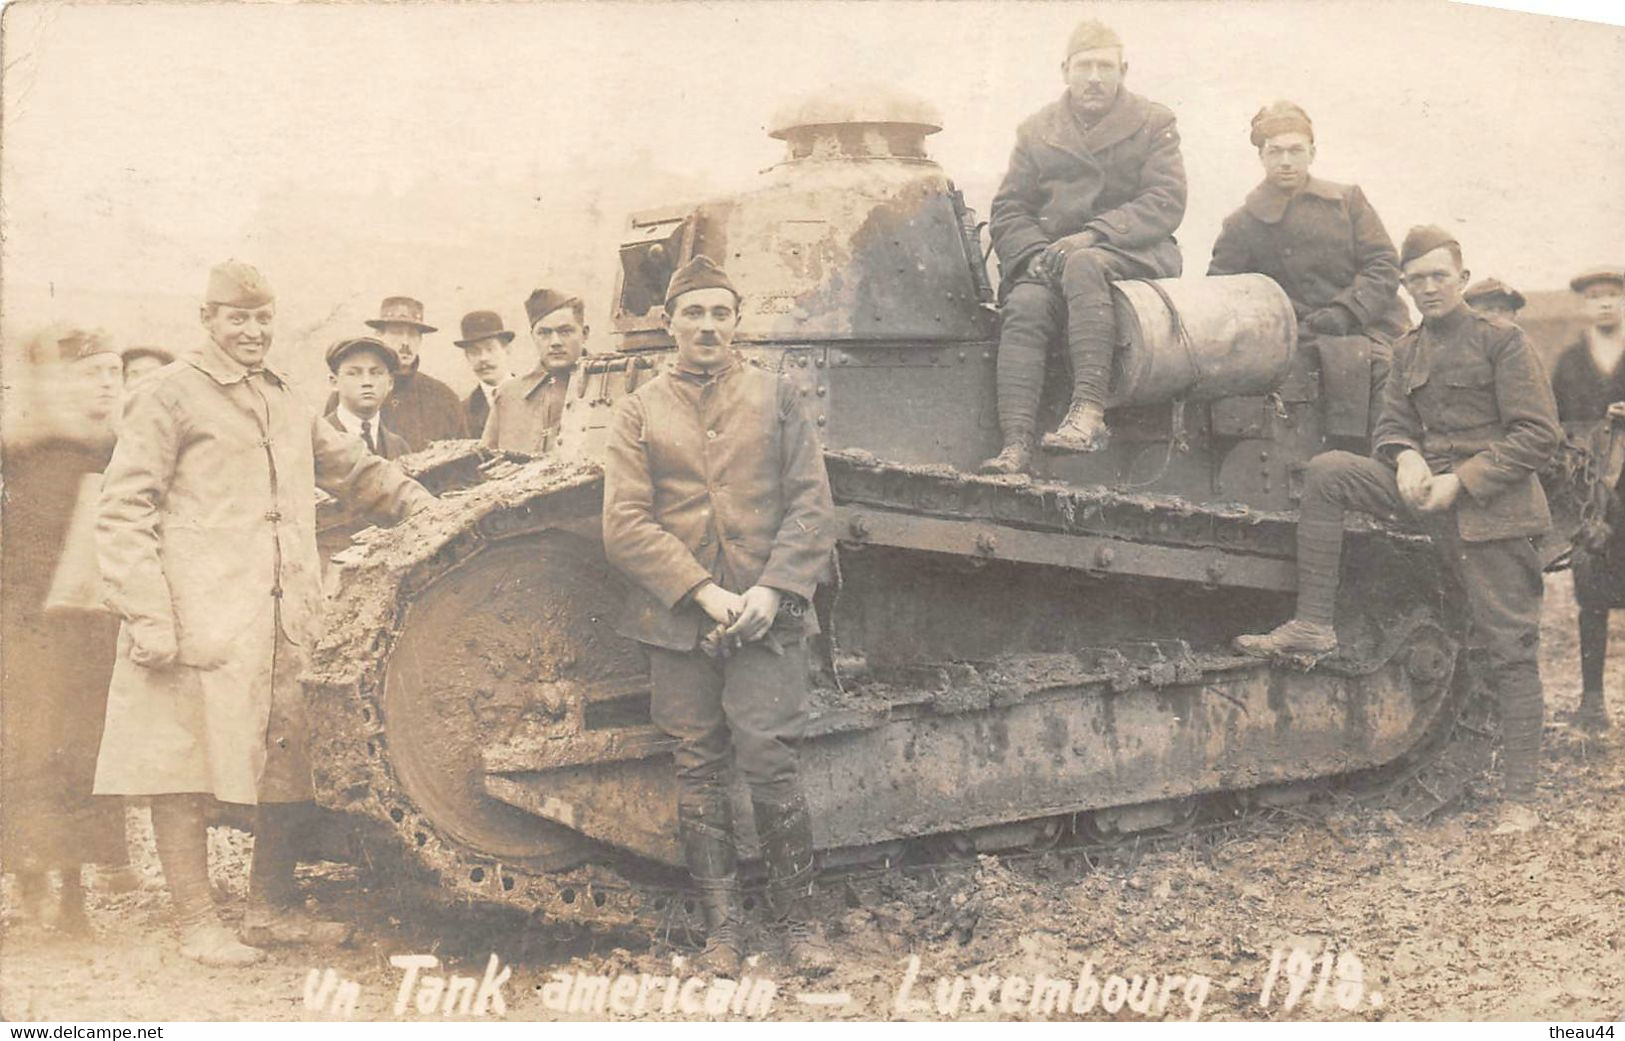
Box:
365, 296, 437, 333
1569, 267, 1624, 294
1464, 277, 1526, 312
455, 310, 516, 348
326, 335, 401, 374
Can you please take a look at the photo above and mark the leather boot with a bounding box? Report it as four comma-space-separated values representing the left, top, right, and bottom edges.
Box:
1577, 688, 1611, 734
1040, 401, 1110, 454
679, 789, 742, 976
753, 790, 834, 976
978, 433, 1034, 475
241, 802, 351, 948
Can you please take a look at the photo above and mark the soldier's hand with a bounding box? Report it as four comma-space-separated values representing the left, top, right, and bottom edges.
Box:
1395, 450, 1433, 510
128, 618, 178, 670
1036, 231, 1103, 284
693, 583, 746, 626
1416, 472, 1463, 514
725, 585, 782, 643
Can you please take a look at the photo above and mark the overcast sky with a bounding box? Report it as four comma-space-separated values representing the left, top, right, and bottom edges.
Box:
2, 0, 1621, 394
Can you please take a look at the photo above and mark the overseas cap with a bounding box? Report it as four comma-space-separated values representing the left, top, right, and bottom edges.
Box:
1400, 225, 1460, 268
1464, 277, 1526, 311
1066, 19, 1123, 59
325, 335, 400, 374
56, 327, 119, 363
1569, 267, 1625, 293
1250, 100, 1314, 148
663, 255, 740, 310
206, 260, 274, 309
524, 289, 583, 330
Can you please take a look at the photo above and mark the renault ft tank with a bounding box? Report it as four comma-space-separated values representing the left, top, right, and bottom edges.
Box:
305, 91, 1489, 932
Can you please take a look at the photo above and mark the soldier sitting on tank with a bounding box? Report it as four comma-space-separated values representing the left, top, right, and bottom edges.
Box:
1234, 227, 1561, 835
1208, 101, 1407, 377
603, 256, 838, 976
979, 18, 1187, 474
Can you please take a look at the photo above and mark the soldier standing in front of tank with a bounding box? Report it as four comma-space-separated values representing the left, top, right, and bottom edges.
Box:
980, 18, 1186, 473
1208, 101, 1408, 394
1549, 267, 1625, 733
94, 261, 435, 966
603, 256, 837, 977
482, 289, 587, 454
1234, 227, 1561, 834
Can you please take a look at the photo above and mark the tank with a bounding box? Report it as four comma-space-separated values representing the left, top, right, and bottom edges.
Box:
305, 89, 1516, 932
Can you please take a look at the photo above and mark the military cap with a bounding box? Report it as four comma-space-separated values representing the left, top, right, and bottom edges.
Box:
325, 335, 400, 374
55, 327, 118, 363
1399, 225, 1460, 268
1066, 18, 1122, 59
1250, 101, 1314, 148
206, 260, 274, 309
663, 255, 740, 310
121, 345, 175, 368
455, 310, 516, 348
1569, 267, 1625, 293
365, 296, 437, 333
1464, 277, 1526, 312
524, 289, 583, 330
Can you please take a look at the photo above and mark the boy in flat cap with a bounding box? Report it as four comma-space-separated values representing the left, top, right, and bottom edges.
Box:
482, 289, 587, 454
324, 296, 468, 451
1210, 101, 1407, 355
95, 261, 435, 965
1464, 278, 1527, 322
1235, 228, 1561, 834
603, 256, 837, 976
120, 345, 175, 390
325, 336, 410, 459
981, 18, 1187, 472
453, 310, 516, 438
1550, 266, 1625, 732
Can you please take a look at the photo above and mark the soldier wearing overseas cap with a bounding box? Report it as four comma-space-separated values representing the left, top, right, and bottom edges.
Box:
1549, 266, 1625, 733
481, 289, 588, 454
1209, 101, 1408, 406
323, 296, 469, 451
602, 255, 837, 976
323, 336, 410, 459
93, 261, 435, 966
452, 310, 516, 437
1234, 228, 1561, 835
1464, 277, 1528, 321
980, 18, 1187, 472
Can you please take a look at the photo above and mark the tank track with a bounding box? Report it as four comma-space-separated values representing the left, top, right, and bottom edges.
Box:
306, 448, 1491, 938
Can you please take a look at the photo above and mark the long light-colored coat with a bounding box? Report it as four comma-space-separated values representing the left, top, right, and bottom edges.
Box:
94, 339, 432, 804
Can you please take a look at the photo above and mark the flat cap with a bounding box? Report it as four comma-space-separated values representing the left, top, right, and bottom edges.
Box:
456, 310, 516, 348
664, 255, 740, 310
206, 260, 274, 309
1569, 267, 1624, 293
1464, 277, 1526, 311
1250, 100, 1313, 148
1066, 18, 1122, 59
524, 289, 583, 329
1399, 225, 1460, 268
325, 335, 400, 374
56, 327, 118, 363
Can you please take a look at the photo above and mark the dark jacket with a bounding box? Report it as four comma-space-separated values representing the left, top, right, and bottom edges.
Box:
989, 89, 1186, 280
324, 362, 467, 451
323, 409, 410, 459
1550, 337, 1625, 430
1373, 305, 1561, 541
466, 385, 493, 440
602, 355, 836, 651
1208, 177, 1408, 340
482, 367, 573, 455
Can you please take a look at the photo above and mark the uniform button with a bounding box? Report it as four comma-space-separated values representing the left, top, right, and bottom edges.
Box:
706, 430, 717, 440
264, 510, 282, 521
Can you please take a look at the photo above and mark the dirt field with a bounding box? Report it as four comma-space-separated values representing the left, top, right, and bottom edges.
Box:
3, 573, 1621, 1023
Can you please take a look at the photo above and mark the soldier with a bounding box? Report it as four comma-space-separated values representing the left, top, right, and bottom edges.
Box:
349, 296, 468, 450
1233, 227, 1561, 834
453, 310, 516, 438
120, 345, 175, 387
324, 335, 411, 459
1549, 266, 1625, 733
1464, 278, 1527, 322
603, 256, 837, 976
95, 262, 434, 966
482, 289, 586, 455
980, 18, 1187, 473
1209, 102, 1408, 344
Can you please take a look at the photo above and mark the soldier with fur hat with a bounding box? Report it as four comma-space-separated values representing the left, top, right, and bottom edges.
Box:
1234, 228, 1561, 835
481, 289, 587, 454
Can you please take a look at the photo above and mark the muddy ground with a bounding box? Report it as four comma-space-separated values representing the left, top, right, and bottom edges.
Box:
3, 573, 1621, 1023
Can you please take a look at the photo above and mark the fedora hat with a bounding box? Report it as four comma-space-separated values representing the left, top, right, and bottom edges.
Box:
365, 296, 437, 333
454, 310, 516, 348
